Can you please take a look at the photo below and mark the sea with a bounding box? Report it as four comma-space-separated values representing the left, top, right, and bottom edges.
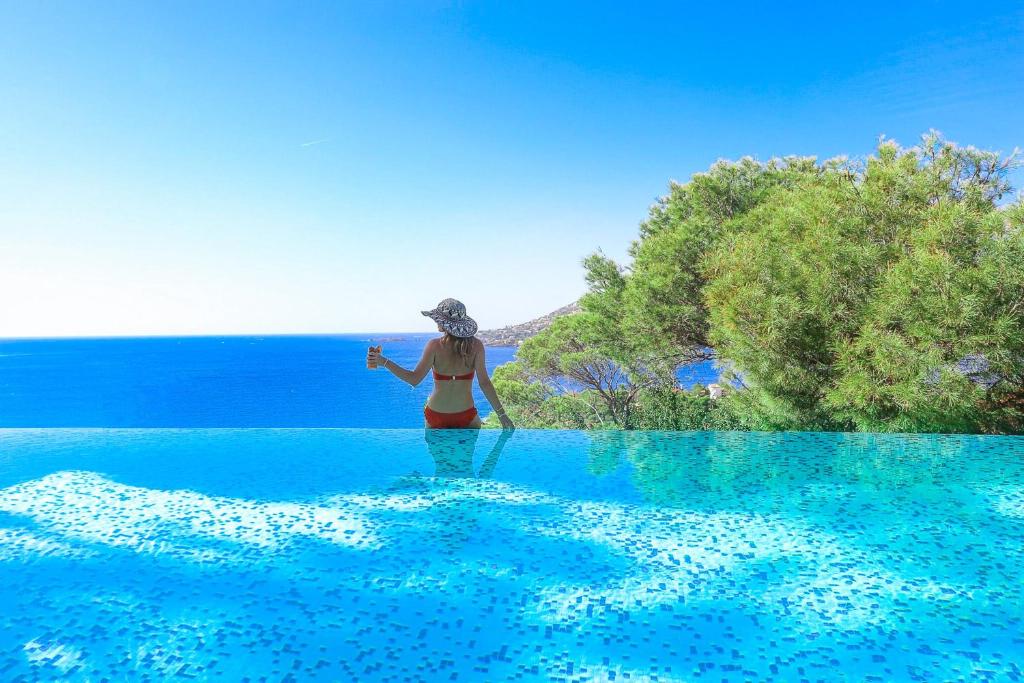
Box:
0, 335, 719, 428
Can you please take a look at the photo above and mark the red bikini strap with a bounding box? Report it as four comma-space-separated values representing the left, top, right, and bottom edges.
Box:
432, 370, 474, 381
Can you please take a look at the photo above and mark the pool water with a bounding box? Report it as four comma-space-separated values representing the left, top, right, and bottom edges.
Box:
1, 429, 1022, 681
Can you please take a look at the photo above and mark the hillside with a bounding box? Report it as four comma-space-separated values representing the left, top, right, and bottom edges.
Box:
477, 302, 580, 347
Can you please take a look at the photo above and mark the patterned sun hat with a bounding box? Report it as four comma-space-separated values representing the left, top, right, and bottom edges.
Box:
421, 298, 478, 338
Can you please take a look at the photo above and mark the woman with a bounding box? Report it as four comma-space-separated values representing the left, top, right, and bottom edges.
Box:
367, 298, 514, 430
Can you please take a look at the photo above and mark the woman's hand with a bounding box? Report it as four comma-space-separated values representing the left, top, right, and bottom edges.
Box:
498, 412, 515, 431
366, 345, 383, 369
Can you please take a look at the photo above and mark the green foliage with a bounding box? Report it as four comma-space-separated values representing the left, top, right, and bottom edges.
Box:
493, 299, 680, 428
490, 131, 1024, 434
706, 135, 1024, 433
488, 363, 746, 431
617, 156, 827, 363
484, 359, 611, 429
630, 388, 744, 431
705, 177, 871, 429
826, 200, 1024, 433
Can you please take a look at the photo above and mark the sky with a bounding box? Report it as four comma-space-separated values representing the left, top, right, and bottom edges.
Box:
1, 1, 1023, 337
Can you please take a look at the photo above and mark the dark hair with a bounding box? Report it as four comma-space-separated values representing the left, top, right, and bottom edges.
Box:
442, 332, 477, 368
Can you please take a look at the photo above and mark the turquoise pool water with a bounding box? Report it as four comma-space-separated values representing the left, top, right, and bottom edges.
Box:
1, 429, 1022, 681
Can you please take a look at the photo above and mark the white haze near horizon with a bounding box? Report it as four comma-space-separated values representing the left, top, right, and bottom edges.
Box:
0, 204, 597, 338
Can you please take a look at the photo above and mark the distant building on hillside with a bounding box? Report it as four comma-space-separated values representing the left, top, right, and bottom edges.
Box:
477, 302, 581, 347
707, 383, 726, 400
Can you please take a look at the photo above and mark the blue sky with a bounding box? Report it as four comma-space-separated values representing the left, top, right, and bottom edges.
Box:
2, 1, 1022, 336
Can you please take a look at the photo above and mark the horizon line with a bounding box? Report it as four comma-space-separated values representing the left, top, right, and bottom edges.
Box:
0, 305, 570, 343
0, 331, 452, 342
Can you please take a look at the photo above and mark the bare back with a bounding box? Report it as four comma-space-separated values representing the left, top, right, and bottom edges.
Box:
425, 337, 481, 413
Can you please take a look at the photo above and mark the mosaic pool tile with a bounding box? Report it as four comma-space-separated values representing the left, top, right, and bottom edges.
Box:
0, 428, 1023, 681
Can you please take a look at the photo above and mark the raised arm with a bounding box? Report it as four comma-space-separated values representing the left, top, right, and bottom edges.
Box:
474, 342, 514, 430
372, 340, 435, 387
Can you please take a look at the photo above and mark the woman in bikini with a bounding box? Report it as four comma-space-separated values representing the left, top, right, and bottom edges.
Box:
366, 298, 515, 430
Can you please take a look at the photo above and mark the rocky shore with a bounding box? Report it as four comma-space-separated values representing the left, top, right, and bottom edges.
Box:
477, 302, 580, 347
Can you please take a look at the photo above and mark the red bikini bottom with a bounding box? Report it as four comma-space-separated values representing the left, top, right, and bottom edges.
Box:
424, 405, 479, 429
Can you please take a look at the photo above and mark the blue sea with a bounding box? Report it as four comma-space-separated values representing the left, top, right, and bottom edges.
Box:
0, 336, 720, 427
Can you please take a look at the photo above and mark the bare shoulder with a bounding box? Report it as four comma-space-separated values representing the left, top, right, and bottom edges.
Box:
472, 337, 486, 355
473, 337, 487, 366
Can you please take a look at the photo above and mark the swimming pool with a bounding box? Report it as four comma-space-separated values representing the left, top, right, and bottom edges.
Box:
1, 429, 1022, 681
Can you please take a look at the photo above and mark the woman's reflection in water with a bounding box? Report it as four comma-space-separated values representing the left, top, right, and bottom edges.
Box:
423, 428, 512, 479
389, 429, 515, 554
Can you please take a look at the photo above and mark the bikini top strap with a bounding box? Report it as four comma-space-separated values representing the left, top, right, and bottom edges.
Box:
432, 369, 474, 381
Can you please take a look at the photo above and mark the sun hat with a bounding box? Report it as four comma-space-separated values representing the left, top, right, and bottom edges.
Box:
421, 298, 478, 338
